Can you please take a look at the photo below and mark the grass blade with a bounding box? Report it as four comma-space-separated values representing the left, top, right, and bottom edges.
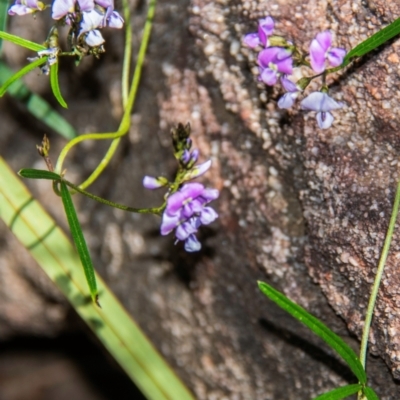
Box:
59, 180, 98, 304
313, 384, 362, 400
0, 0, 8, 54
0, 57, 46, 96
50, 62, 67, 108
343, 17, 400, 66
258, 281, 367, 384
19, 168, 61, 180
0, 30, 45, 51
0, 157, 195, 400
363, 386, 379, 400
0, 61, 77, 139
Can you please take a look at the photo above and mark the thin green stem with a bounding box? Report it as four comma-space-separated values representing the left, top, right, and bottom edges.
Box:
359, 180, 400, 368
121, 0, 132, 107
63, 178, 163, 215
54, 0, 157, 185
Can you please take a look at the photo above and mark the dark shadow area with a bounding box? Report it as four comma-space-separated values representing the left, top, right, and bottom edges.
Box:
0, 317, 146, 400
259, 317, 356, 384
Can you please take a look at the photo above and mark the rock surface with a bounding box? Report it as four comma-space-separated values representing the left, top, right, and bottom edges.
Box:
1, 0, 400, 398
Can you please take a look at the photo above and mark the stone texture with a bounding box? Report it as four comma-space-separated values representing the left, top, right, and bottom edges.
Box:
1, 0, 400, 398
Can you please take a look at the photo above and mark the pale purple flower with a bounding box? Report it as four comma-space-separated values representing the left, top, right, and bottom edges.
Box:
84, 30, 105, 46
300, 91, 343, 129
143, 176, 168, 189
278, 76, 301, 109
243, 16, 274, 48
52, 0, 76, 19
310, 31, 346, 74
8, 0, 45, 15
258, 47, 293, 86
160, 182, 219, 252
182, 159, 212, 182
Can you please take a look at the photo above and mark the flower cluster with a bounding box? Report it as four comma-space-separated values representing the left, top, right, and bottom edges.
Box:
243, 17, 346, 129
143, 124, 219, 252
9, 0, 124, 70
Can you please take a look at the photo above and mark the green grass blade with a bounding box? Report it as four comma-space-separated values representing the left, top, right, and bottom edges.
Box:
363, 386, 380, 400
0, 157, 195, 400
50, 62, 67, 108
0, 0, 8, 54
0, 61, 77, 139
59, 180, 98, 304
0, 57, 46, 96
343, 17, 400, 66
0, 30, 45, 51
258, 281, 367, 384
313, 384, 363, 400
19, 168, 61, 180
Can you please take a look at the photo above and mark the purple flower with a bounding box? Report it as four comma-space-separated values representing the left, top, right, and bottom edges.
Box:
243, 16, 274, 48
309, 31, 346, 74
143, 176, 168, 189
160, 182, 219, 252
258, 47, 293, 86
278, 76, 301, 109
52, 0, 76, 19
300, 91, 343, 129
8, 0, 45, 15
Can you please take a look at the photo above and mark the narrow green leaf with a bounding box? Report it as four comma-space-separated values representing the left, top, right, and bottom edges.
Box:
258, 281, 367, 384
50, 62, 68, 108
363, 386, 380, 400
0, 57, 46, 97
19, 169, 61, 181
0, 30, 46, 51
60, 180, 98, 303
0, 0, 9, 54
0, 157, 195, 400
313, 384, 362, 400
343, 17, 400, 66
0, 61, 77, 139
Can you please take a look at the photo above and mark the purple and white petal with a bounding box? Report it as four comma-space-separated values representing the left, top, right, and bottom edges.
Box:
143, 175, 167, 189
52, 0, 76, 19
258, 47, 281, 68
107, 10, 124, 28
260, 68, 278, 86
175, 220, 198, 241
165, 183, 204, 215
78, 0, 94, 11
184, 234, 201, 252
276, 56, 293, 75
278, 92, 297, 109
200, 207, 218, 225
310, 38, 327, 73
258, 16, 274, 46
243, 33, 260, 48
316, 111, 334, 129
300, 92, 326, 111
160, 212, 181, 236
79, 9, 104, 34
199, 188, 219, 202
84, 29, 105, 46
327, 47, 346, 67
182, 159, 212, 181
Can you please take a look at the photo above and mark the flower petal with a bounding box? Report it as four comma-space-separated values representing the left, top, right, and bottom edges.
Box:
200, 207, 218, 225
327, 47, 346, 67
182, 159, 212, 181
309, 38, 326, 73
316, 111, 334, 129
243, 33, 260, 48
258, 16, 274, 46
84, 29, 105, 46
278, 92, 297, 109
300, 91, 325, 112
143, 175, 167, 189
108, 11, 124, 28
52, 0, 75, 19
184, 234, 201, 252
260, 68, 278, 86
258, 47, 281, 68
276, 56, 293, 74
160, 212, 181, 235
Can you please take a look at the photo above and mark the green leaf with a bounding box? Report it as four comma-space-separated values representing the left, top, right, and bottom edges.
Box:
0, 0, 9, 55
258, 281, 367, 384
19, 168, 61, 181
363, 386, 380, 400
0, 57, 46, 97
0, 61, 77, 139
50, 62, 68, 108
343, 17, 400, 66
0, 157, 195, 400
0, 30, 46, 51
60, 180, 98, 304
313, 384, 363, 400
